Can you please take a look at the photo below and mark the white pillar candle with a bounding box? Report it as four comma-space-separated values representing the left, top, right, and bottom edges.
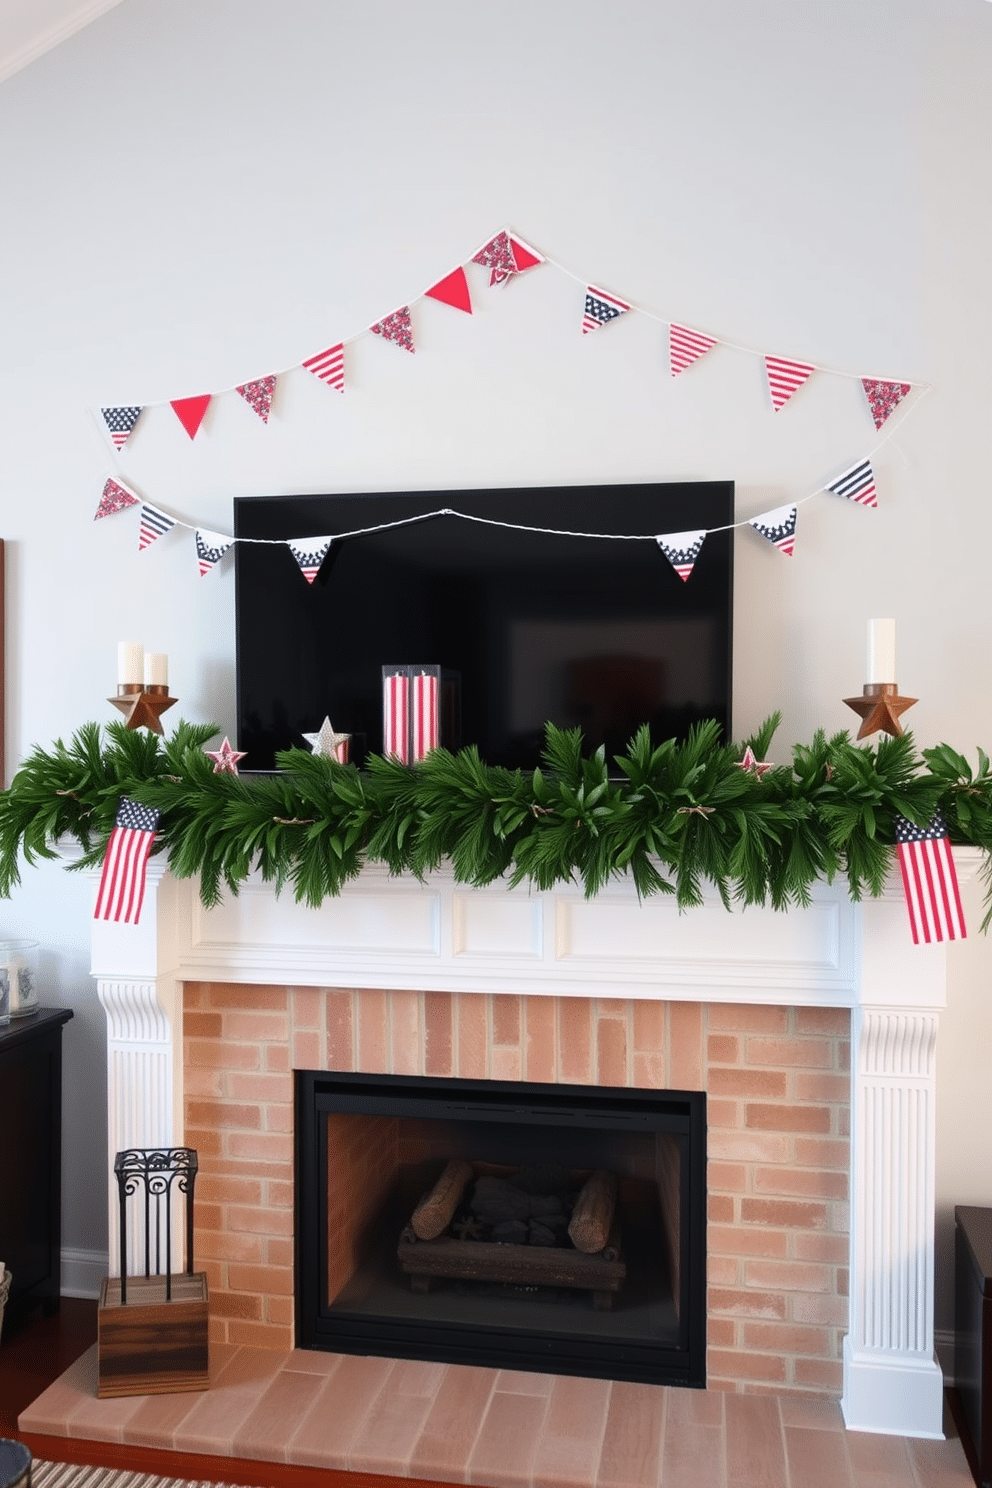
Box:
145, 652, 168, 687
118, 641, 144, 687
867, 618, 896, 685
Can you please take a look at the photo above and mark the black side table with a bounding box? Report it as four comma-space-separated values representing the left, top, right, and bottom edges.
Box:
0, 1006, 73, 1330
956, 1205, 992, 1488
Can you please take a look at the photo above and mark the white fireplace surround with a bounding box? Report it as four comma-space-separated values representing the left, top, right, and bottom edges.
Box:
88, 851, 982, 1440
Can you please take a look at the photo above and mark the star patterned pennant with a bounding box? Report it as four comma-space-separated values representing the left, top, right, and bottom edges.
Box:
138, 503, 177, 551
826, 458, 877, 508
171, 394, 212, 439
471, 231, 543, 287
862, 378, 912, 430
195, 528, 233, 577
669, 324, 717, 377
765, 356, 816, 411
302, 343, 345, 391
95, 477, 139, 520
425, 267, 473, 314
656, 530, 707, 582
101, 406, 142, 449
204, 737, 247, 775
287, 536, 333, 584
369, 306, 415, 352
750, 504, 798, 556
303, 717, 351, 763
582, 286, 631, 334
236, 375, 277, 423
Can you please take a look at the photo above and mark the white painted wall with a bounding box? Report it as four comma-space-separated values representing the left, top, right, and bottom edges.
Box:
0, 0, 989, 1340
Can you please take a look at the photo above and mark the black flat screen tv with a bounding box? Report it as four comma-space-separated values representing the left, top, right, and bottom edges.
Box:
234, 481, 734, 772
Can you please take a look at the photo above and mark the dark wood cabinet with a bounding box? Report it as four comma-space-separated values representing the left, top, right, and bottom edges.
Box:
956, 1205, 992, 1488
0, 1006, 73, 1329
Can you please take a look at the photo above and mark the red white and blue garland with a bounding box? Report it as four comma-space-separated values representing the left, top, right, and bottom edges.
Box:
90, 226, 927, 584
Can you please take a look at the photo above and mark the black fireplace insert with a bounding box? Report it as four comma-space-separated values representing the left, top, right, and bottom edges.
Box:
295, 1070, 706, 1387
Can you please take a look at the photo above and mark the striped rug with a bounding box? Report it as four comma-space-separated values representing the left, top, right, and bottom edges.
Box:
32, 1464, 250, 1488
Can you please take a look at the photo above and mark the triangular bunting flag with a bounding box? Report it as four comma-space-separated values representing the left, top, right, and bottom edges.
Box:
750, 504, 798, 556
138, 503, 177, 551
669, 324, 717, 377
101, 406, 142, 449
369, 306, 415, 352
237, 375, 277, 423
171, 394, 212, 439
95, 477, 139, 520
656, 530, 707, 582
765, 356, 816, 411
582, 286, 631, 334
288, 536, 333, 584
862, 378, 912, 430
425, 267, 473, 314
471, 231, 544, 287
302, 343, 345, 392
826, 458, 877, 508
195, 528, 232, 577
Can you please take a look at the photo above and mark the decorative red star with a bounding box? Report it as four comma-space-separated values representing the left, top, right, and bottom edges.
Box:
735, 745, 775, 778
205, 736, 247, 774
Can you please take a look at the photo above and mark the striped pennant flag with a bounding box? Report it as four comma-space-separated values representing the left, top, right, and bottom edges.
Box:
302, 343, 345, 392
862, 377, 912, 430
750, 504, 797, 556
94, 797, 161, 925
95, 476, 139, 520
288, 536, 333, 584
101, 406, 142, 450
171, 394, 212, 439
826, 458, 877, 508
370, 306, 415, 353
765, 355, 816, 411
894, 813, 966, 944
656, 530, 707, 582
383, 668, 410, 762
237, 375, 277, 423
138, 503, 177, 551
582, 286, 631, 335
195, 528, 233, 577
669, 324, 717, 377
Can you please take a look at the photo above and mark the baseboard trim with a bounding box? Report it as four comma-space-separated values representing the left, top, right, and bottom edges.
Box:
61, 1247, 109, 1299
935, 1327, 956, 1387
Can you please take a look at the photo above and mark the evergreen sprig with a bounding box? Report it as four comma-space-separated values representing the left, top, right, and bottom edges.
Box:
1, 716, 991, 923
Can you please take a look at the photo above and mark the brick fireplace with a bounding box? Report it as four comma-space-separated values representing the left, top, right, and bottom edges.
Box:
88, 852, 980, 1438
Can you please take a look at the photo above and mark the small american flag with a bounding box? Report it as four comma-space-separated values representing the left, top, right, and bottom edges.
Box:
894, 813, 966, 945
101, 406, 142, 449
94, 798, 161, 925
582, 286, 631, 335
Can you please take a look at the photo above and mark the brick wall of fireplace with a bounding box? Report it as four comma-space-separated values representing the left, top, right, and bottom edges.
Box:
182, 982, 850, 1396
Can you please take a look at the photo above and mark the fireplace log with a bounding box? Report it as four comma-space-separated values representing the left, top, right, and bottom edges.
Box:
567, 1169, 618, 1254
410, 1158, 474, 1241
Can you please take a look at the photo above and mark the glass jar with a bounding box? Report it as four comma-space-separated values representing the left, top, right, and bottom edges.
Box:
0, 939, 40, 1020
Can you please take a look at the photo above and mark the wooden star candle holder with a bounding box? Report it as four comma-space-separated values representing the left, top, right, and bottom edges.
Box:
843, 681, 917, 740
108, 683, 177, 735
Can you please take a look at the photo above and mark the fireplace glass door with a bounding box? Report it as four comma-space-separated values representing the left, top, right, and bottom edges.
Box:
296, 1071, 706, 1387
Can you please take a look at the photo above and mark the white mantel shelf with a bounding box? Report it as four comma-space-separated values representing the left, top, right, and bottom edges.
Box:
88, 851, 983, 1440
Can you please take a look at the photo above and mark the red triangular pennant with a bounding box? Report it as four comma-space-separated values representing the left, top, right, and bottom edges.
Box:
237, 375, 277, 423
171, 395, 212, 439
862, 378, 912, 430
509, 235, 543, 273
369, 306, 415, 352
472, 231, 544, 287
302, 344, 345, 392
425, 267, 473, 314
95, 477, 139, 520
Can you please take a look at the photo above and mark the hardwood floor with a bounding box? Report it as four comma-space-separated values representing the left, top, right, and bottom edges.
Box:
0, 1297, 97, 1440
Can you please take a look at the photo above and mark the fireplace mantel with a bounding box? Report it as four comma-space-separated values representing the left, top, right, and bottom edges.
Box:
88, 853, 982, 1439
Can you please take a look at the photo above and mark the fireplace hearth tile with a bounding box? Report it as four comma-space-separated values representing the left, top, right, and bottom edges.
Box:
467, 1388, 548, 1488
595, 1379, 665, 1488
347, 1357, 447, 1477
408, 1365, 498, 1480
782, 1423, 854, 1488
231, 1366, 328, 1461
532, 1374, 613, 1488
725, 1394, 787, 1488
284, 1352, 395, 1468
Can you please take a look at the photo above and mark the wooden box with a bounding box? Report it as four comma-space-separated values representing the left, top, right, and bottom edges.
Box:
97, 1272, 209, 1398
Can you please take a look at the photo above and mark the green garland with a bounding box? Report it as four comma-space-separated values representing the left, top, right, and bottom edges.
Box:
2, 715, 992, 926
